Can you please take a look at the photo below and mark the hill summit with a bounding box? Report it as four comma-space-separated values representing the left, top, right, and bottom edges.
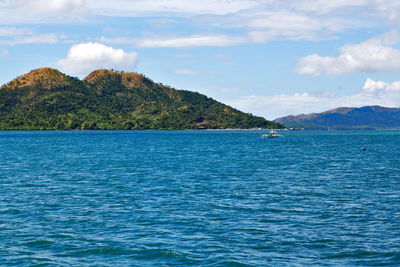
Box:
4, 67, 77, 90
0, 68, 282, 130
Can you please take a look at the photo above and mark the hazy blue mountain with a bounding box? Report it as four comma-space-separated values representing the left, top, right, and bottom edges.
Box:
275, 106, 400, 129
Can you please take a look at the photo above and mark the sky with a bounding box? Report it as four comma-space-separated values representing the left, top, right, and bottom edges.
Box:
2, 0, 400, 119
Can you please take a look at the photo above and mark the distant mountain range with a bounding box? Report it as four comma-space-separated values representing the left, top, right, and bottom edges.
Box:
275, 106, 400, 129
0, 67, 283, 130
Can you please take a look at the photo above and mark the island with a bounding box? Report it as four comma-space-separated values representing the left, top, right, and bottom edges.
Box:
0, 67, 283, 130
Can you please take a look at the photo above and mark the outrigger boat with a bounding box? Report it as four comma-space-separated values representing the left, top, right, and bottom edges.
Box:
267, 130, 278, 138
262, 130, 282, 138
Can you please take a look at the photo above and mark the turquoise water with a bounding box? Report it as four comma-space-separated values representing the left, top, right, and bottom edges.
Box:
1, 130, 400, 266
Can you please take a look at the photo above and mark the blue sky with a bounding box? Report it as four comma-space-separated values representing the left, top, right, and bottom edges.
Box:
1, 0, 400, 119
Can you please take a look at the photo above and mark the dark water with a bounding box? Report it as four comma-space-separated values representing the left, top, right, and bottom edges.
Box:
1, 130, 400, 266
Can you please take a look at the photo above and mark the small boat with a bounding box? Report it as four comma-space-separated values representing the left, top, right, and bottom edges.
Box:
267, 130, 278, 138
262, 130, 282, 138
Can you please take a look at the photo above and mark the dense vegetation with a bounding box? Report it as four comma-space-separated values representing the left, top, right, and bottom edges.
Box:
275, 106, 400, 129
0, 68, 283, 130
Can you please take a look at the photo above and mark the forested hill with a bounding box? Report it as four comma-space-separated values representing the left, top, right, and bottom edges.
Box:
275, 106, 400, 129
0, 68, 283, 130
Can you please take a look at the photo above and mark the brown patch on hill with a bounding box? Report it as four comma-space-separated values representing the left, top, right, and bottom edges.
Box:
322, 107, 354, 114
83, 69, 180, 99
83, 69, 152, 89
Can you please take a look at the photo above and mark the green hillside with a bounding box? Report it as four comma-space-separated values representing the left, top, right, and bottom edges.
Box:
0, 68, 283, 130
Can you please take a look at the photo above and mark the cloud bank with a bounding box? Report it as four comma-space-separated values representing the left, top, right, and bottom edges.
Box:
2, 0, 400, 45
57, 43, 139, 75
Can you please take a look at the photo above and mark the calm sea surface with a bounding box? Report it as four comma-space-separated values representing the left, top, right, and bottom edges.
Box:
0, 130, 400, 266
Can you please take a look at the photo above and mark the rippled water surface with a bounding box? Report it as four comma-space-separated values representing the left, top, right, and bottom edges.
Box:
1, 130, 400, 266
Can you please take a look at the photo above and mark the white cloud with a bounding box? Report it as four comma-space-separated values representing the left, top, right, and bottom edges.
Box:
0, 27, 59, 45
57, 42, 139, 75
0, 0, 88, 24
136, 35, 246, 48
226, 78, 400, 119
100, 34, 245, 48
174, 69, 199, 75
245, 11, 347, 42
1, 34, 58, 45
88, 0, 256, 16
12, 0, 87, 14
228, 93, 335, 120
296, 31, 400, 75
0, 27, 33, 37
248, 13, 328, 31
290, 0, 368, 14
375, 0, 400, 23
361, 77, 400, 96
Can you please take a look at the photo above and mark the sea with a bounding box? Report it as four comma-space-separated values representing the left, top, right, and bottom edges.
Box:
0, 130, 400, 266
